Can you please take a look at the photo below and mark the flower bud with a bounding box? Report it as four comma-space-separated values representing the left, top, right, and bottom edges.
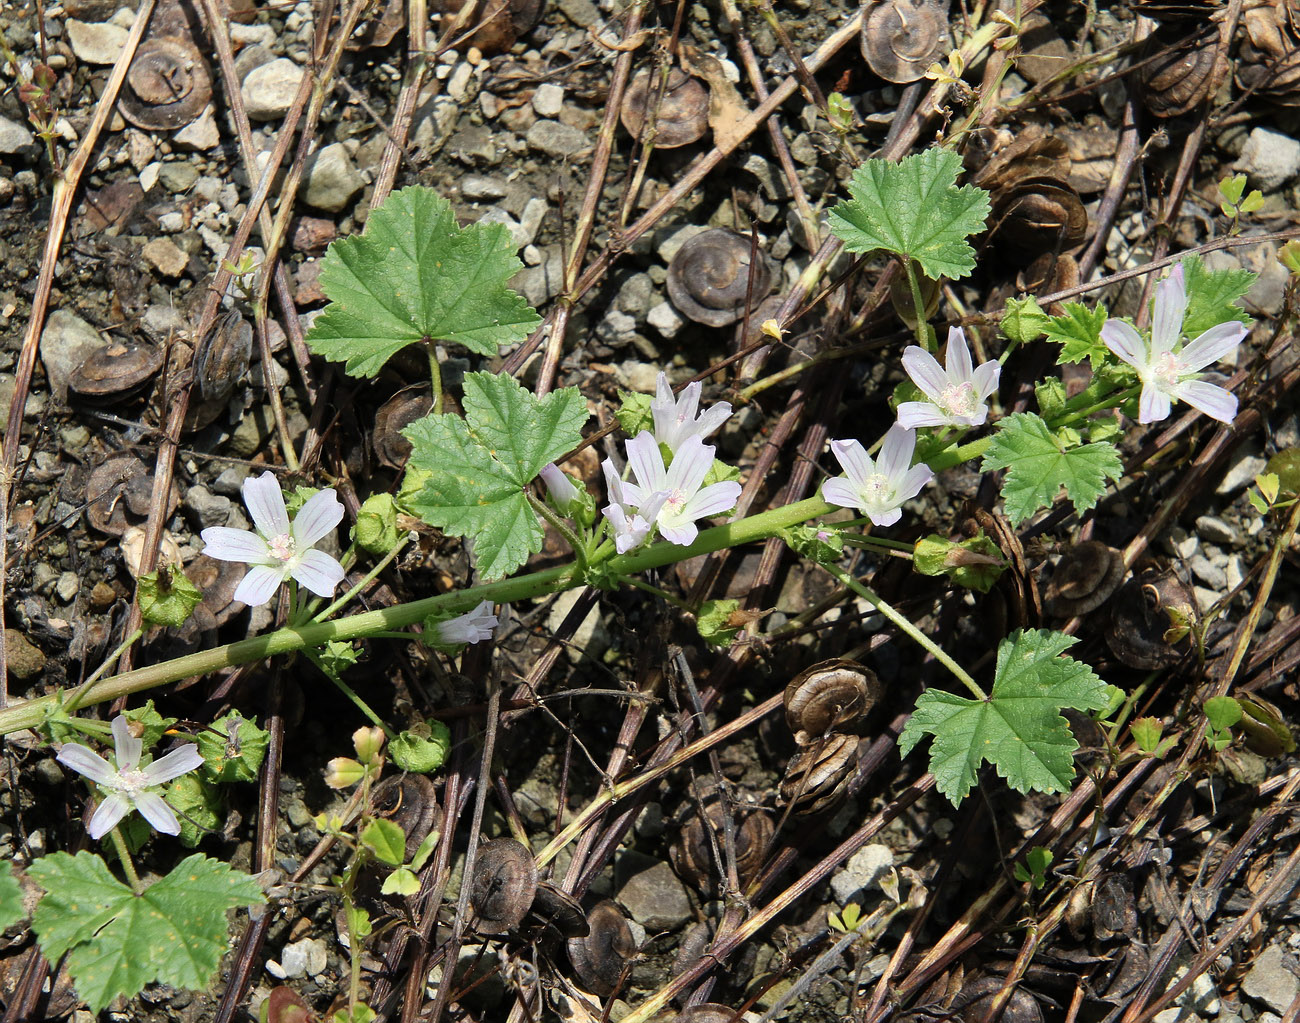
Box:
352, 726, 386, 764
325, 757, 365, 789
354, 493, 400, 554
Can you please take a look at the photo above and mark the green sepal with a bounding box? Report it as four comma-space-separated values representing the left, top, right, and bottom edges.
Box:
354, 493, 400, 554
389, 719, 451, 774
138, 567, 203, 628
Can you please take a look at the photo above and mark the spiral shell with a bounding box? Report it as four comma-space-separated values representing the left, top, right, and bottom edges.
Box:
861, 0, 951, 84
666, 229, 774, 327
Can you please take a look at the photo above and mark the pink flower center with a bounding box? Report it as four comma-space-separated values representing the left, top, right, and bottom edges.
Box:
940, 381, 979, 418
863, 472, 890, 498
114, 767, 151, 795
268, 532, 297, 561
664, 490, 688, 515
1153, 351, 1183, 390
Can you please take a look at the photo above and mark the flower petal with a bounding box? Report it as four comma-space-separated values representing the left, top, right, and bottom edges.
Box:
897, 464, 935, 502
56, 744, 117, 786
829, 438, 873, 484
1175, 379, 1238, 423
896, 401, 955, 429
87, 793, 131, 840
867, 505, 903, 527
692, 401, 733, 443
666, 436, 715, 496
242, 471, 290, 539
1151, 263, 1187, 353
821, 477, 862, 511
1138, 383, 1172, 424
233, 564, 286, 606
601, 458, 627, 507
876, 426, 915, 483
292, 489, 345, 547
132, 791, 181, 836
657, 517, 699, 546
142, 744, 205, 785
625, 432, 666, 493
971, 360, 1001, 402
292, 548, 346, 598
200, 527, 272, 564
945, 327, 974, 383
1179, 321, 1248, 372
1101, 319, 1147, 369
683, 480, 741, 521
112, 714, 142, 771
901, 346, 949, 402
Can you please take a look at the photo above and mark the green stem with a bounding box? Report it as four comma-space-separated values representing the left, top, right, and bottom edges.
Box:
65, 627, 145, 714
427, 342, 443, 412
623, 574, 692, 610
823, 562, 987, 700
110, 825, 143, 893
904, 257, 932, 351
306, 653, 395, 739
313, 532, 414, 623
528, 492, 588, 573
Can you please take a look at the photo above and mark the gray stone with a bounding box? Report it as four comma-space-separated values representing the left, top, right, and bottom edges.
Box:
647, 300, 685, 339
279, 937, 328, 979
1236, 127, 1300, 192
655, 223, 709, 263
830, 843, 895, 904
446, 62, 475, 103
448, 124, 499, 166
532, 83, 565, 118
157, 161, 199, 193
40, 309, 104, 402
66, 19, 128, 64
557, 0, 599, 25
213, 466, 251, 496
544, 588, 609, 663
1217, 449, 1267, 494
511, 245, 564, 307
596, 309, 637, 344
140, 304, 187, 343
526, 119, 590, 158
55, 571, 79, 603
1195, 515, 1240, 546
1243, 945, 1299, 1013
518, 198, 548, 246
185, 484, 236, 529
4, 629, 46, 679
615, 853, 691, 932
0, 373, 45, 421
743, 153, 789, 201
461, 174, 508, 201
615, 272, 656, 317
0, 115, 34, 154
173, 105, 220, 151
302, 143, 364, 212
242, 58, 305, 121
1189, 554, 1227, 592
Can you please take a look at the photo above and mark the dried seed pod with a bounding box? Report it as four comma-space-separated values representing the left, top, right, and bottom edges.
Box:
1237, 2, 1300, 106
1132, 0, 1226, 21
1042, 541, 1125, 618
1090, 872, 1137, 941
620, 68, 711, 149
669, 789, 772, 890
85, 452, 179, 536
68, 340, 163, 403
1106, 566, 1196, 669
118, 36, 212, 131
954, 977, 1044, 1023
431, 0, 544, 55
1137, 28, 1228, 118
666, 229, 773, 328
371, 774, 443, 862
195, 309, 253, 403
1235, 694, 1297, 757
969, 131, 1087, 261
861, 0, 951, 84
568, 900, 636, 997
784, 658, 882, 744
778, 733, 858, 815
529, 881, 589, 938
470, 837, 537, 933
373, 387, 433, 469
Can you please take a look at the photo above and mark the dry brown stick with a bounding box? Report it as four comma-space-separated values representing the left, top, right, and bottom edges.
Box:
0, 0, 157, 705
1076, 71, 1144, 280
370, 0, 429, 208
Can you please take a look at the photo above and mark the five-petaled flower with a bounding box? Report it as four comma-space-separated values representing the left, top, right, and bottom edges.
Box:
602, 456, 665, 554
57, 715, 204, 840
822, 425, 934, 526
201, 471, 346, 606
1101, 263, 1248, 425
651, 372, 733, 451
625, 432, 742, 546
898, 326, 1001, 430
436, 600, 500, 646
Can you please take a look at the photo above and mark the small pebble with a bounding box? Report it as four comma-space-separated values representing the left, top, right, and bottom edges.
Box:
1243, 945, 1300, 1013
55, 571, 79, 603
66, 19, 127, 64
460, 174, 508, 201
0, 115, 34, 154
525, 119, 590, 158
532, 82, 565, 118
279, 937, 328, 979
242, 58, 306, 121
1236, 127, 1300, 192
1217, 451, 1268, 494
142, 237, 189, 278
830, 844, 895, 904
302, 143, 365, 213
1195, 515, 1240, 546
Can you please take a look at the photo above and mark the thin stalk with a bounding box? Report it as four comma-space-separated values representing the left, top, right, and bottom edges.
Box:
823, 562, 986, 699
427, 342, 443, 412
313, 532, 415, 623
307, 654, 395, 739
110, 826, 142, 893
527, 493, 587, 573
904, 258, 932, 350
65, 627, 145, 714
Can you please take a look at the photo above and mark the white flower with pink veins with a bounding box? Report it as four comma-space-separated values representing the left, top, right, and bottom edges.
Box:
201, 471, 346, 606
897, 326, 1001, 430
624, 432, 742, 546
1101, 262, 1249, 425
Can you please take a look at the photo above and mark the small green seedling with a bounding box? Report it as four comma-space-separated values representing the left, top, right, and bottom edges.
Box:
1131, 717, 1177, 759
1204, 696, 1243, 752
1014, 846, 1053, 890
828, 901, 865, 933
1217, 173, 1263, 230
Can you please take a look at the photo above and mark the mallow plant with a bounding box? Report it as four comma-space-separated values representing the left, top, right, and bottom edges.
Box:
0, 147, 1262, 1013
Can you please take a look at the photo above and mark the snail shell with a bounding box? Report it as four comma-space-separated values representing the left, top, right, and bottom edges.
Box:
669, 790, 772, 891
620, 68, 711, 149
567, 900, 636, 996
373, 387, 433, 469
528, 881, 588, 938
1106, 565, 1196, 669
68, 340, 163, 403
370, 774, 442, 862
861, 0, 951, 84
784, 658, 882, 745
469, 837, 537, 934
1042, 541, 1125, 618
665, 229, 774, 328
778, 732, 858, 815
118, 36, 212, 131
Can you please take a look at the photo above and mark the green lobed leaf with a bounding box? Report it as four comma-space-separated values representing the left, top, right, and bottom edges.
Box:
29, 851, 264, 1013
404, 372, 588, 579
614, 389, 655, 437
360, 819, 407, 867
0, 864, 24, 930
380, 868, 421, 897
198, 711, 270, 784
1047, 302, 1110, 369
826, 148, 991, 281
1181, 254, 1253, 338
899, 629, 1110, 805
982, 413, 1123, 525
305, 186, 541, 378
166, 773, 223, 848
